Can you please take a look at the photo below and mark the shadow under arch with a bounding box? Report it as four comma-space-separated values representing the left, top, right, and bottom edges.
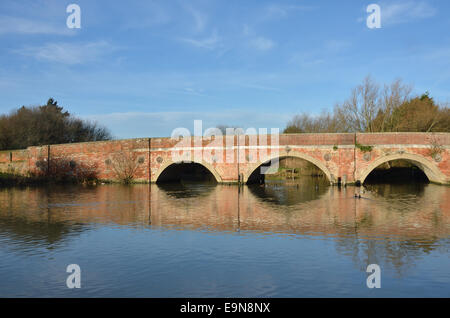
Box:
248, 179, 331, 206
245, 150, 333, 184
358, 153, 446, 185
155, 182, 217, 199
155, 160, 222, 184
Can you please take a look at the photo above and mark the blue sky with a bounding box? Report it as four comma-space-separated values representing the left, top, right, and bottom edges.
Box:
1, 0, 449, 138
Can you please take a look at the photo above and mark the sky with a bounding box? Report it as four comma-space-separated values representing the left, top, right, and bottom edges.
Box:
1, 0, 449, 138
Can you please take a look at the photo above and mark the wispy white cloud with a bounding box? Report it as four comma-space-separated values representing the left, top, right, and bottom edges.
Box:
242, 25, 275, 51
185, 5, 207, 32
249, 36, 275, 51
381, 1, 437, 25
178, 5, 222, 50
13, 41, 115, 65
180, 87, 207, 97
0, 15, 74, 35
180, 30, 221, 50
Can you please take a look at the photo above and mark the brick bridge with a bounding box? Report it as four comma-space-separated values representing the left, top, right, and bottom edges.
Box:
1, 133, 449, 185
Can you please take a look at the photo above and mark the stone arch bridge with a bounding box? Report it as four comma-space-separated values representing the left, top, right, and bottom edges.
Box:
1, 133, 449, 185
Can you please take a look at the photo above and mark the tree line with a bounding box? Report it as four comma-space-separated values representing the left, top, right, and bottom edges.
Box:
284, 76, 450, 133
0, 98, 112, 150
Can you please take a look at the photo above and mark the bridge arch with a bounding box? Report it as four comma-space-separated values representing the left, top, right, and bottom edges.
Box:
358, 152, 446, 184
244, 150, 334, 184
154, 159, 222, 183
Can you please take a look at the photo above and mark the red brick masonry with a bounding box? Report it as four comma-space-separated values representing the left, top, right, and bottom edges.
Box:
0, 133, 449, 185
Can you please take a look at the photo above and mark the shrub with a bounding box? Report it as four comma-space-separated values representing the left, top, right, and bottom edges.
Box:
110, 152, 139, 183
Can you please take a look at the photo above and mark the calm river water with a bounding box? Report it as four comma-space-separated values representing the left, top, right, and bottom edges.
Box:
0, 179, 449, 297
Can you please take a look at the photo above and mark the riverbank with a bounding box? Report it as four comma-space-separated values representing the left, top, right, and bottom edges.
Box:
0, 172, 105, 187
0, 173, 44, 187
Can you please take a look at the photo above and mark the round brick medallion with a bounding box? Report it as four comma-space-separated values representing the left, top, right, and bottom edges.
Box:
156, 156, 163, 164
363, 153, 371, 161
433, 153, 442, 163
324, 153, 331, 161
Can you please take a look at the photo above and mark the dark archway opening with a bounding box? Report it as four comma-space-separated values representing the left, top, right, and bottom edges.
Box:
364, 160, 429, 185
247, 162, 271, 184
247, 157, 327, 185
156, 162, 217, 184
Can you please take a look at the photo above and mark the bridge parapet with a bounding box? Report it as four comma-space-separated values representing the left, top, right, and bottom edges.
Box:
278, 133, 355, 146
356, 132, 450, 146
0, 133, 448, 185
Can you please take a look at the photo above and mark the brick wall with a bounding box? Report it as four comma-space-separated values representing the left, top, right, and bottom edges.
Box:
0, 133, 448, 184
0, 149, 29, 175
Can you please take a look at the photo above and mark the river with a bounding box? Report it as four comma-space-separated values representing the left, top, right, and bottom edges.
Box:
0, 179, 449, 297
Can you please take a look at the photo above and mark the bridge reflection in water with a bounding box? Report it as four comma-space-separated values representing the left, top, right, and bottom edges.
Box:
1, 180, 448, 270
1, 178, 449, 297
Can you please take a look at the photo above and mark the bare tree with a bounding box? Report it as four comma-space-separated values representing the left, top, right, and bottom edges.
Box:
335, 76, 380, 132
110, 152, 139, 183
379, 79, 413, 132
284, 76, 449, 134
284, 111, 342, 133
